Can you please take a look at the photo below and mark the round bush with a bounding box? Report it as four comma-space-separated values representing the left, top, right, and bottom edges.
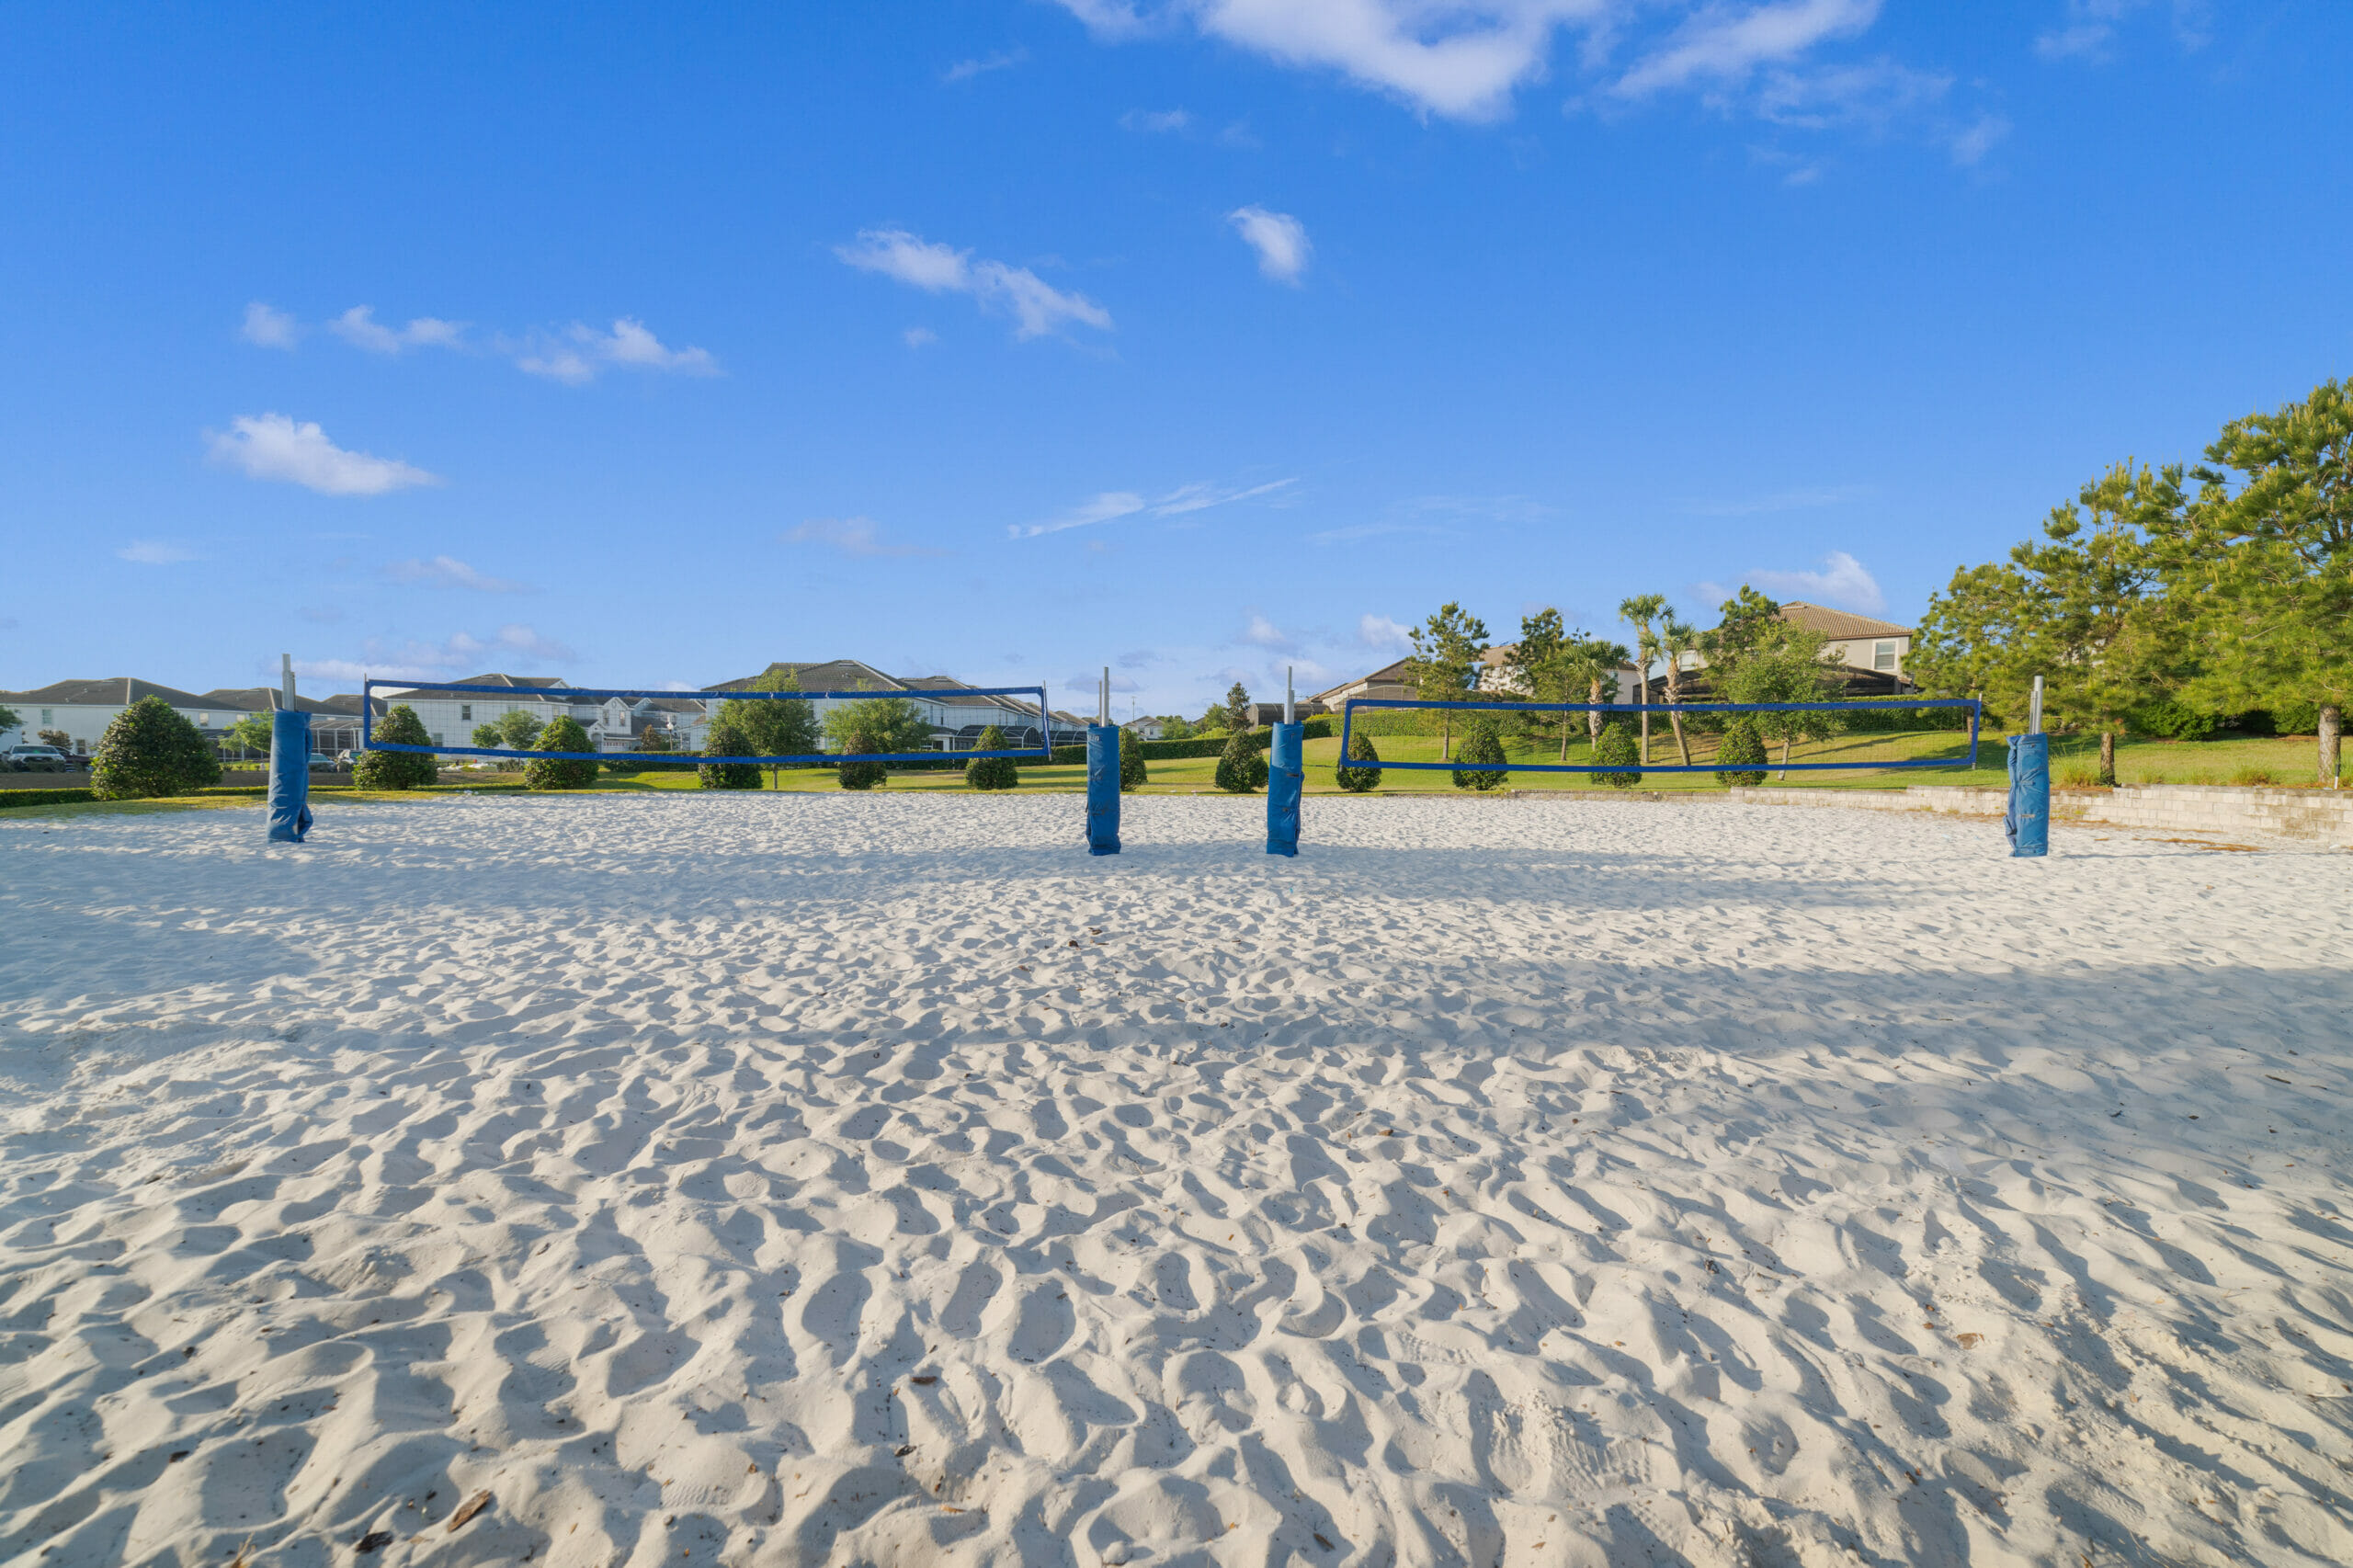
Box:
89, 695, 222, 800
697, 709, 763, 790
1336, 728, 1382, 792
2266, 699, 2322, 736
1450, 718, 1507, 791
525, 715, 600, 790
1213, 730, 1267, 793
1120, 727, 1147, 792
1592, 721, 1641, 789
352, 704, 438, 791
1714, 716, 1767, 787
2125, 699, 2218, 741
838, 758, 887, 790
964, 724, 1019, 790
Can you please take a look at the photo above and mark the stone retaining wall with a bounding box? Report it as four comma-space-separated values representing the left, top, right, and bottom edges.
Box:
1730, 782, 2353, 848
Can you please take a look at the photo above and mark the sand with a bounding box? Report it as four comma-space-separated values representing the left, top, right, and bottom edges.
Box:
1, 792, 2348, 1567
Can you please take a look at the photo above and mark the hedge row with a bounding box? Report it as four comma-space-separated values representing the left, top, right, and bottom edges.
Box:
1028, 718, 1336, 767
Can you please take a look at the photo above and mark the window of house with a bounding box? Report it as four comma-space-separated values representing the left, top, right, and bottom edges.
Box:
39, 709, 52, 725
460, 704, 472, 722
1874, 641, 1897, 671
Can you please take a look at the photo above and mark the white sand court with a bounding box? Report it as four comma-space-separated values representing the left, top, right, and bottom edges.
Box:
1, 794, 2348, 1567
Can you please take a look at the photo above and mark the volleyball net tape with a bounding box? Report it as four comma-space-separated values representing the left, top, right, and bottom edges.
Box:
1338, 697, 1984, 774
358, 678, 1056, 766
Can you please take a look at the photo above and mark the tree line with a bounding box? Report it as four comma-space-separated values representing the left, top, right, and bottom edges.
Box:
1908, 378, 2348, 785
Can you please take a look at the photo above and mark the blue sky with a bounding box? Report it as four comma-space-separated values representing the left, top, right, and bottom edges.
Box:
3, 1, 2347, 717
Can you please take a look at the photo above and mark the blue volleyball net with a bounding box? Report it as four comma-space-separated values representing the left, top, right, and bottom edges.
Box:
358, 678, 1057, 767
1336, 697, 1983, 775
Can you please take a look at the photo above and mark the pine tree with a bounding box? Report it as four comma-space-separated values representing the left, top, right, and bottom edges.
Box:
352, 704, 438, 790
1214, 728, 1266, 792
1714, 716, 1767, 787
697, 706, 763, 790
1120, 726, 1147, 791
89, 695, 223, 800
1335, 728, 1382, 792
525, 715, 600, 790
1592, 721, 1641, 789
1450, 715, 1507, 790
964, 723, 1019, 790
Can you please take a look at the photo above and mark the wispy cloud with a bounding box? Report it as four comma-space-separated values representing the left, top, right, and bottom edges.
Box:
206, 414, 440, 497
384, 555, 528, 592
945, 47, 1029, 82
1011, 477, 1295, 538
242, 301, 301, 348
117, 540, 198, 565
2035, 0, 2205, 61
296, 623, 576, 684
903, 326, 939, 348
836, 228, 1113, 339
1696, 550, 1885, 614
1120, 108, 1192, 132
511, 318, 719, 383
1229, 206, 1312, 284
1358, 613, 1414, 651
1614, 0, 1881, 98
1238, 612, 1298, 652
1949, 113, 2009, 165
1683, 483, 1868, 516
785, 517, 946, 558
332, 306, 467, 354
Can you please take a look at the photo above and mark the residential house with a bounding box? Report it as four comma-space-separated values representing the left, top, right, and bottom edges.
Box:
708, 662, 1087, 752
1664, 601, 1917, 698
0, 677, 256, 756
1315, 654, 1640, 710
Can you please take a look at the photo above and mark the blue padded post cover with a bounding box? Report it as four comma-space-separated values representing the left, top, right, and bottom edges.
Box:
1086, 724, 1120, 856
2006, 733, 2049, 858
268, 710, 313, 844
1266, 722, 1303, 857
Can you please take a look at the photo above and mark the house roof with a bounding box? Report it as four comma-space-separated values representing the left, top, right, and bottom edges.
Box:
1777, 602, 1912, 641
1309, 657, 1415, 706
705, 660, 904, 695
199, 687, 348, 716
0, 676, 220, 709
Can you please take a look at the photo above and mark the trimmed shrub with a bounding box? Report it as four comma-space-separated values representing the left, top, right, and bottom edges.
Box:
2125, 699, 2219, 741
1714, 716, 1767, 787
1450, 717, 1507, 791
352, 704, 438, 791
1213, 729, 1267, 793
838, 758, 887, 790
1592, 721, 1641, 789
88, 696, 222, 800
2246, 699, 2322, 736
698, 708, 763, 790
1120, 727, 1147, 791
965, 725, 1019, 791
526, 715, 600, 790
1335, 729, 1381, 792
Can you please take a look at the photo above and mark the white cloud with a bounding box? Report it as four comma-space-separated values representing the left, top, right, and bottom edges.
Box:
384, 555, 528, 592
242, 301, 301, 348
945, 47, 1028, 82
1010, 477, 1295, 538
512, 318, 719, 382
1120, 108, 1193, 131
1229, 206, 1313, 283
296, 623, 576, 684
117, 540, 198, 565
1238, 612, 1298, 651
1357, 613, 1413, 651
206, 414, 441, 497
1949, 113, 2009, 166
836, 228, 1113, 340
331, 305, 467, 354
785, 517, 944, 558
1614, 0, 1880, 97
2033, 0, 2197, 62
903, 326, 939, 347
1735, 550, 1886, 613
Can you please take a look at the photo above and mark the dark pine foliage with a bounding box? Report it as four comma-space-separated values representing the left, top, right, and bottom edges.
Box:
1335, 728, 1382, 792
1120, 727, 1147, 791
89, 695, 223, 800
526, 715, 601, 790
352, 704, 439, 791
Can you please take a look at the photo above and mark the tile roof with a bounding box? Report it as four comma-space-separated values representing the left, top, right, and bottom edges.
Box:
1776, 601, 1913, 640
0, 676, 219, 708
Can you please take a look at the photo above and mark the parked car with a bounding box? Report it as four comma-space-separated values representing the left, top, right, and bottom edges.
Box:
5, 744, 75, 773
306, 753, 347, 772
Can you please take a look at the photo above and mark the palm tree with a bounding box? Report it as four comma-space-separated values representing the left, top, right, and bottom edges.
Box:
1660, 617, 1699, 767
1563, 636, 1632, 756
1618, 594, 1667, 765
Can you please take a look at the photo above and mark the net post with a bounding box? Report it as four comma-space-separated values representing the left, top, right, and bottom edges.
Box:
267, 653, 312, 843
2006, 682, 2050, 858
1267, 720, 1302, 856
1086, 722, 1120, 855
